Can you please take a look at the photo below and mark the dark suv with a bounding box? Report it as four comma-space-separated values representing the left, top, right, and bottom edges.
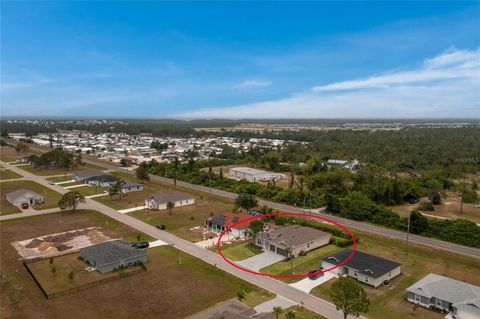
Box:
156, 224, 166, 230
131, 242, 149, 249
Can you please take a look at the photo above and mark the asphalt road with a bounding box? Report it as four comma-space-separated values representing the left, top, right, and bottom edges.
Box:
0, 159, 360, 319
82, 158, 480, 260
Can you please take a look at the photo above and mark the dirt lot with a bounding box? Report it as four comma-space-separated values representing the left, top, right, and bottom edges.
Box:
310, 228, 480, 319
12, 227, 116, 259
0, 146, 37, 162
19, 163, 104, 177
391, 191, 480, 224
0, 210, 271, 319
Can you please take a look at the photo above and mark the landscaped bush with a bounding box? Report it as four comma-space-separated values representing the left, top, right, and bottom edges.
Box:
417, 202, 434, 211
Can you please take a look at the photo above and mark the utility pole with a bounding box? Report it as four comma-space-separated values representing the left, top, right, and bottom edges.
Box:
406, 213, 411, 256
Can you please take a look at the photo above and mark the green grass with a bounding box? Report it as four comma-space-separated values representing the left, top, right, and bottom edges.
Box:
0, 168, 21, 180
47, 175, 74, 183
283, 306, 327, 319
309, 229, 480, 319
18, 163, 103, 176
260, 244, 342, 283
74, 186, 107, 197
220, 242, 260, 261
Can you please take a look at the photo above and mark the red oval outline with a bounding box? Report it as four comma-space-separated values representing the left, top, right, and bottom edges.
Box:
216, 212, 356, 278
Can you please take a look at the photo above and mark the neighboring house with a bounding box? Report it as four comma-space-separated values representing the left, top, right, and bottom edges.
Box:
15, 156, 31, 164
107, 180, 144, 194
256, 225, 331, 257
229, 167, 285, 182
406, 273, 480, 319
5, 188, 44, 206
321, 249, 401, 288
205, 213, 252, 238
186, 299, 274, 319
85, 174, 119, 187
326, 159, 361, 171
80, 240, 148, 273
145, 191, 194, 210
73, 169, 105, 182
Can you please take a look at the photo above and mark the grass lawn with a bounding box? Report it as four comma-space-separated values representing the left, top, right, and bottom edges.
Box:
0, 167, 22, 180
18, 163, 103, 176
220, 242, 260, 261
47, 175, 74, 183
310, 230, 480, 319
74, 186, 107, 197
0, 180, 62, 212
260, 244, 342, 283
283, 306, 327, 319
0, 210, 273, 318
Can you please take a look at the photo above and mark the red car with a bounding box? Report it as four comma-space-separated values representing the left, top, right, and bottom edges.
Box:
21, 203, 29, 209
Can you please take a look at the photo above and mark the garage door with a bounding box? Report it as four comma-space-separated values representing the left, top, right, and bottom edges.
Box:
269, 244, 276, 252
276, 247, 288, 256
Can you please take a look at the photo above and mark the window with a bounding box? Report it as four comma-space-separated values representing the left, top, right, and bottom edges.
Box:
364, 276, 369, 283
415, 294, 420, 302
389, 271, 391, 277
353, 270, 358, 276
436, 299, 442, 307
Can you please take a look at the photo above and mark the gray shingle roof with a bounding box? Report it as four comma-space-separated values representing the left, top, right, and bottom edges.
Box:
74, 169, 104, 179
5, 188, 41, 202
323, 249, 401, 278
406, 273, 480, 309
258, 225, 331, 248
80, 240, 147, 267
85, 174, 119, 183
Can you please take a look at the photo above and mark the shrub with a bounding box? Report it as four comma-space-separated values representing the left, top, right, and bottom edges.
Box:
418, 202, 434, 211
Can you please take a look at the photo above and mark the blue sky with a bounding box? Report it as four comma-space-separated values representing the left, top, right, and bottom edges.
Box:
1, 1, 479, 118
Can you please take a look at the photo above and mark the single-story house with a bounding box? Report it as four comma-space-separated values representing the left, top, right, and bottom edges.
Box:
406, 273, 480, 319
73, 169, 105, 182
321, 249, 401, 288
80, 240, 148, 273
256, 225, 331, 257
5, 188, 44, 206
84, 174, 119, 187
145, 191, 194, 210
107, 180, 144, 193
205, 213, 252, 238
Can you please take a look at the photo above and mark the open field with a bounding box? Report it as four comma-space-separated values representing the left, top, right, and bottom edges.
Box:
0, 210, 273, 318
284, 306, 327, 319
310, 229, 480, 319
0, 146, 38, 162
46, 175, 74, 183
0, 180, 62, 213
19, 163, 104, 176
391, 192, 480, 224
260, 244, 342, 283
0, 167, 22, 180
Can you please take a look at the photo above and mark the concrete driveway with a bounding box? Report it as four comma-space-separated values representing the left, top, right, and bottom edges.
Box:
289, 272, 337, 293
236, 251, 285, 272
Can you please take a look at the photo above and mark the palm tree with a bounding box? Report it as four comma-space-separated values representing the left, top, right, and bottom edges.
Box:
286, 311, 296, 319
272, 307, 283, 319
166, 201, 175, 215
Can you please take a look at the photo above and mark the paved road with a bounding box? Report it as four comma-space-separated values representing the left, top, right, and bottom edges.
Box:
0, 159, 360, 319
81, 158, 480, 260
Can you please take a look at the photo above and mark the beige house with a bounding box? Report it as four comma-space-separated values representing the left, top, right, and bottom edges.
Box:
255, 225, 331, 257
145, 191, 194, 210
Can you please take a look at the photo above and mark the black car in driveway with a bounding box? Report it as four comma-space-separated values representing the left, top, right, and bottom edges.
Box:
308, 269, 324, 280
131, 242, 149, 249
156, 224, 166, 230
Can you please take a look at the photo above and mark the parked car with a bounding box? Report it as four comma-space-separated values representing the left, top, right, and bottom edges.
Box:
131, 242, 149, 249
474, 202, 480, 208
21, 203, 29, 209
49, 181, 55, 185
308, 269, 324, 280
156, 224, 166, 230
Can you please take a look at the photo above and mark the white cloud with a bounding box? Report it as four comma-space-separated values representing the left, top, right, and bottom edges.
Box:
179, 48, 480, 119
232, 80, 272, 89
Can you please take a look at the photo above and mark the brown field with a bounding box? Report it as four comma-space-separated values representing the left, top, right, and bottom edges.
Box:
0, 167, 22, 180
0, 146, 37, 162
0, 180, 63, 214
391, 191, 480, 224
0, 210, 272, 319
310, 228, 480, 319
19, 163, 104, 176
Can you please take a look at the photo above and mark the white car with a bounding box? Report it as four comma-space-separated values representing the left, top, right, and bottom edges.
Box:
474, 202, 480, 208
